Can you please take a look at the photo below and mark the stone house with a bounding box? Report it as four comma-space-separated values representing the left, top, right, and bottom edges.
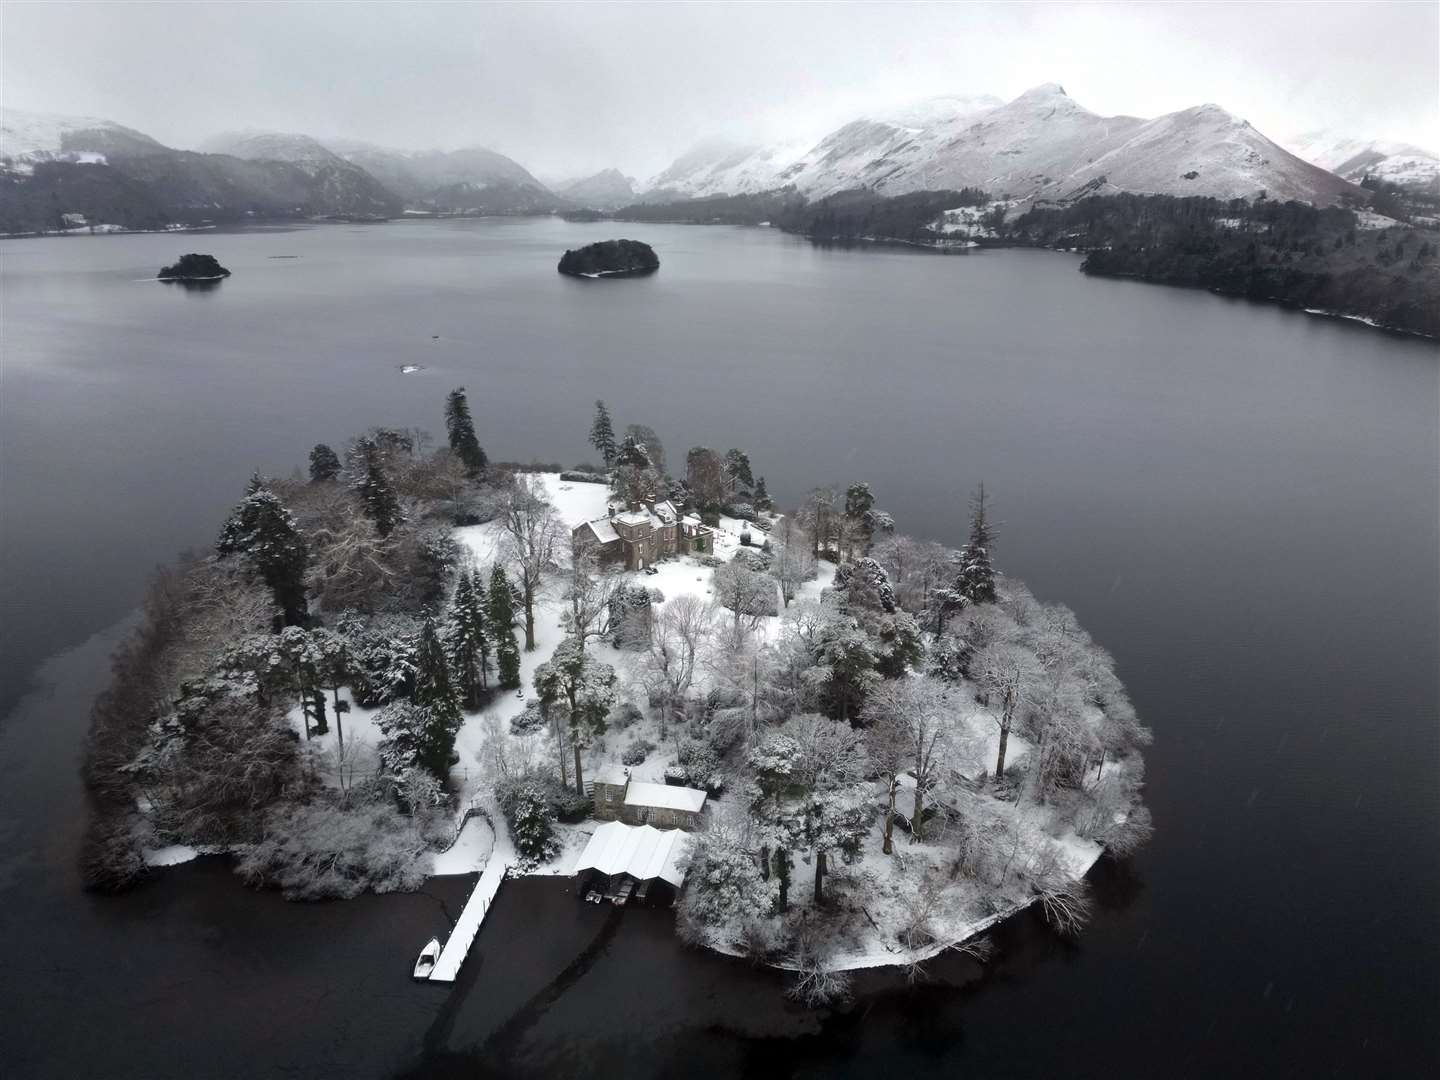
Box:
573, 499, 714, 571
589, 767, 708, 831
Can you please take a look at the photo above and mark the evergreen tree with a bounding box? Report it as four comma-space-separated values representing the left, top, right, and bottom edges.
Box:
754, 476, 771, 511
404, 618, 462, 778
614, 434, 652, 469
308, 444, 341, 483
351, 436, 404, 538
446, 568, 490, 708
725, 448, 754, 489
445, 387, 488, 478
487, 564, 522, 689
533, 636, 617, 795
589, 399, 617, 468
953, 483, 998, 606
216, 476, 309, 626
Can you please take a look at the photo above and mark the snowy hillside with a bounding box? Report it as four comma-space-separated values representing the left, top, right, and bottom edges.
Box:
556, 168, 637, 209
1285, 130, 1438, 188
0, 107, 162, 169
643, 84, 1363, 206
1058, 104, 1356, 204
201, 130, 346, 168
323, 138, 559, 212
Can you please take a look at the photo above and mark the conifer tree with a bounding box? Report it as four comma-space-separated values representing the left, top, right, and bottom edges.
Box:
487, 563, 522, 689
308, 444, 341, 483
406, 617, 463, 778
589, 399, 617, 468
754, 476, 771, 511
447, 568, 490, 708
351, 436, 404, 538
216, 475, 309, 626
445, 387, 488, 478
953, 483, 998, 607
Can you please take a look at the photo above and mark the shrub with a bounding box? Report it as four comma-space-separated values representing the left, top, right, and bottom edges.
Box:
622, 739, 655, 766
739, 530, 753, 547
698, 555, 724, 569
560, 470, 609, 485
663, 763, 690, 786
609, 701, 644, 729
496, 772, 560, 860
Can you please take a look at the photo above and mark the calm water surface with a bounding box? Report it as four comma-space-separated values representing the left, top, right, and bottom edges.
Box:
1, 220, 1436, 1077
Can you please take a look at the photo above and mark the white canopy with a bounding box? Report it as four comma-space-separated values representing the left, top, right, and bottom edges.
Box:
572, 822, 691, 888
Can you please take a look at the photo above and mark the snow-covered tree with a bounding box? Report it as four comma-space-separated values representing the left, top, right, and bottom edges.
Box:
753, 476, 772, 511
216, 477, 309, 626
589, 400, 617, 468
487, 564, 522, 689
724, 448, 754, 490
808, 617, 879, 721
771, 537, 816, 608
445, 386, 488, 478
500, 473, 563, 650
446, 567, 489, 708
971, 641, 1042, 782
686, 446, 727, 508
533, 636, 617, 795
382, 618, 461, 781
308, 443, 341, 483
349, 436, 404, 539
561, 532, 618, 645
677, 830, 778, 946
862, 678, 958, 844
711, 561, 778, 645
952, 483, 998, 607
376, 700, 454, 784
635, 594, 712, 734
624, 424, 665, 476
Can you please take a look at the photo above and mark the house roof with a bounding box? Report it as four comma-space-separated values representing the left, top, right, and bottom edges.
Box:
592, 763, 628, 787
625, 781, 707, 814
572, 822, 691, 887
615, 510, 652, 527
579, 518, 620, 544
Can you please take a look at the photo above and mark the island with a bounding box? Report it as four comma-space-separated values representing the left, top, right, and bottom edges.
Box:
81, 393, 1152, 1003
557, 238, 659, 278
157, 253, 231, 280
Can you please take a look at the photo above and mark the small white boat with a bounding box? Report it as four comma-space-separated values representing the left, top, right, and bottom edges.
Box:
413, 937, 441, 980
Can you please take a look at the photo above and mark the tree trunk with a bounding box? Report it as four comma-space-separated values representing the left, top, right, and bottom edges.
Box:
813, 850, 827, 905
1095, 749, 1105, 782
882, 786, 896, 855
553, 713, 569, 787
912, 781, 925, 842
759, 844, 770, 879
994, 717, 1011, 780
775, 848, 789, 912
574, 742, 585, 797
523, 588, 537, 651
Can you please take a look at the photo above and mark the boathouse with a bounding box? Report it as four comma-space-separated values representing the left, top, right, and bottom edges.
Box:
572, 821, 692, 906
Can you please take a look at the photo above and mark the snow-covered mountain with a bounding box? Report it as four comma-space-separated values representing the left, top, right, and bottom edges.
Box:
322, 138, 560, 213
643, 84, 1361, 206
1285, 130, 1438, 188
555, 168, 637, 209
1, 108, 163, 169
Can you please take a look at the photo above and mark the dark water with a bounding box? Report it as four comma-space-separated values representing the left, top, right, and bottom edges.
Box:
1, 220, 1436, 1077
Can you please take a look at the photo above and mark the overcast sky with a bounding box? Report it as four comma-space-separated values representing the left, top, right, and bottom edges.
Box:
3, 1, 1435, 180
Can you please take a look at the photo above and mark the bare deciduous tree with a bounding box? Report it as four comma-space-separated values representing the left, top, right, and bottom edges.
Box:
635, 595, 713, 735
500, 473, 564, 650
862, 678, 959, 843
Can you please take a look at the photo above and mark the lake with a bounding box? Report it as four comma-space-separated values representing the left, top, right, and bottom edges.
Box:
1, 219, 1436, 1077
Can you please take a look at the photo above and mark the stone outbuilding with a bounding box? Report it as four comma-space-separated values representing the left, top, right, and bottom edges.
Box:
588, 766, 708, 831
